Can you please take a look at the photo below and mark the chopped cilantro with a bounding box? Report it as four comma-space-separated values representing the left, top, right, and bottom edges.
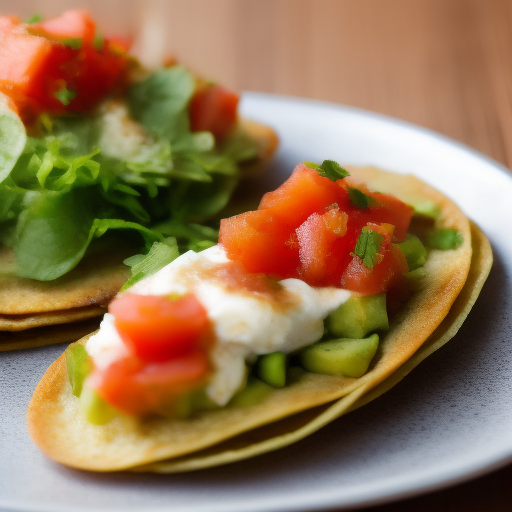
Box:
428, 228, 463, 250
53, 87, 77, 106
93, 34, 105, 51
304, 160, 349, 181
61, 38, 83, 50
26, 13, 43, 24
354, 227, 383, 269
348, 187, 376, 209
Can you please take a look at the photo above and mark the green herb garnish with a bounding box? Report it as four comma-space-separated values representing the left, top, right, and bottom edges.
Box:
354, 227, 383, 269
53, 87, 77, 106
428, 228, 463, 250
61, 38, 83, 50
305, 160, 349, 181
348, 187, 377, 209
93, 34, 105, 50
26, 13, 43, 24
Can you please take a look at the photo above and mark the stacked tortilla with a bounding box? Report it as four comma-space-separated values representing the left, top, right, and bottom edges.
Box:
0, 244, 130, 351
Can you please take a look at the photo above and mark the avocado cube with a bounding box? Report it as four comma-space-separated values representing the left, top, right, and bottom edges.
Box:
79, 387, 117, 426
257, 352, 287, 388
66, 343, 92, 398
326, 294, 388, 339
299, 334, 379, 378
397, 234, 428, 271
229, 377, 273, 408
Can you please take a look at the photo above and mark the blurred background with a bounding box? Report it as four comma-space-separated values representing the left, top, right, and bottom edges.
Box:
2, 0, 511, 510
3, 0, 512, 168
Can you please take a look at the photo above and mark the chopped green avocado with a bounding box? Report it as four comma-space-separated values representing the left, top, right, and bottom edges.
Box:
299, 334, 380, 378
66, 343, 92, 397
397, 234, 428, 271
326, 294, 389, 339
406, 267, 427, 291
410, 199, 441, 219
427, 228, 464, 250
257, 352, 287, 388
79, 387, 117, 426
229, 377, 273, 408
171, 390, 219, 419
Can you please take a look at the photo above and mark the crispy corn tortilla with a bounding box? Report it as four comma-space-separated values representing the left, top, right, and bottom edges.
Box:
27, 168, 490, 473
0, 306, 105, 332
0, 318, 101, 352
1, 120, 278, 345
0, 244, 131, 316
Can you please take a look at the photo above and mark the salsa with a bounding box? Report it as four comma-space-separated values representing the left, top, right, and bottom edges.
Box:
0, 10, 128, 121
219, 162, 412, 293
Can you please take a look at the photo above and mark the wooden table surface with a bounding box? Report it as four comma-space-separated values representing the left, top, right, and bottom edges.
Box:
4, 0, 512, 510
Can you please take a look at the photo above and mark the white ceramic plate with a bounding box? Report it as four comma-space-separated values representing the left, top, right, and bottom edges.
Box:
1, 93, 511, 512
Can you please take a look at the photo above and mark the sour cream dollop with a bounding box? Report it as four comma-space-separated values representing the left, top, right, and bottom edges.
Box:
86, 245, 351, 406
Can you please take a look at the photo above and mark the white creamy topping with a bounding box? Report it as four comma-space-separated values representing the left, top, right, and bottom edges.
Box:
86, 246, 351, 406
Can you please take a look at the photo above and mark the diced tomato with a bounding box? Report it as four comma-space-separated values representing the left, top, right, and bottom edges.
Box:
28, 10, 95, 44
109, 294, 211, 363
259, 164, 347, 227
190, 84, 239, 139
342, 179, 413, 242
296, 207, 348, 285
220, 162, 414, 292
106, 36, 132, 54
90, 351, 210, 416
0, 11, 128, 120
0, 16, 19, 34
219, 209, 300, 277
341, 243, 409, 295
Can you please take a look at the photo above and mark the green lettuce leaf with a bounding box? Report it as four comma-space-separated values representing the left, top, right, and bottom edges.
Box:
0, 97, 27, 184
14, 189, 162, 281
128, 66, 195, 141
121, 237, 180, 291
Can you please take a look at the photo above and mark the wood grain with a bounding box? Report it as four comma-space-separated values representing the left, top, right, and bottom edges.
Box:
2, 0, 511, 510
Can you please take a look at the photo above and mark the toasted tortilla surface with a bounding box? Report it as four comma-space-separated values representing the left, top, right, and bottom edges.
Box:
27, 168, 489, 472
0, 244, 131, 315
0, 318, 102, 352
0, 306, 105, 332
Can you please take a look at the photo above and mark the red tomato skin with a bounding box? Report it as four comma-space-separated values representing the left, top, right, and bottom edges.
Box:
109, 294, 211, 363
259, 164, 347, 227
0, 12, 128, 118
28, 10, 96, 44
340, 243, 409, 295
342, 179, 413, 242
190, 84, 239, 139
296, 207, 348, 285
90, 351, 210, 416
220, 209, 301, 278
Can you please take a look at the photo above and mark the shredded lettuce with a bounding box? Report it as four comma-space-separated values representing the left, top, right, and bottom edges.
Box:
0, 66, 259, 281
